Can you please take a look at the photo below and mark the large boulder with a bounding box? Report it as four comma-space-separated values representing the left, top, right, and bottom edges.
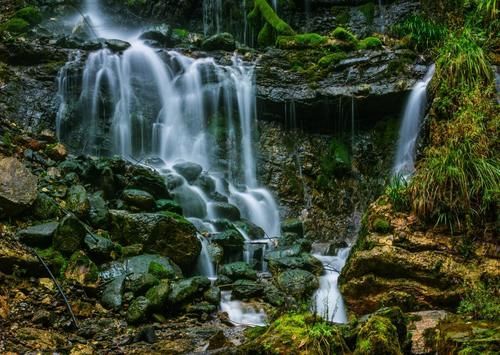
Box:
172, 162, 203, 183
354, 315, 402, 355
108, 210, 200, 268
232, 279, 263, 299
125, 165, 170, 199
168, 276, 211, 305
122, 189, 155, 211
127, 296, 151, 324
211, 202, 241, 221
267, 253, 324, 276
139, 24, 171, 44
276, 269, 319, 299
201, 32, 236, 51
0, 157, 38, 217
210, 229, 245, 254
219, 262, 257, 281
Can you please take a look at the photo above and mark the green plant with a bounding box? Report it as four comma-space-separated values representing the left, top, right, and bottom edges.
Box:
173, 28, 189, 39
358, 36, 383, 50
458, 281, 500, 321
477, 0, 498, 21
2, 18, 30, 34
14, 6, 42, 25
386, 174, 410, 212
391, 14, 447, 50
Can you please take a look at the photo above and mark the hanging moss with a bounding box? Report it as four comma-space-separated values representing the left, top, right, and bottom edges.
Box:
249, 0, 295, 47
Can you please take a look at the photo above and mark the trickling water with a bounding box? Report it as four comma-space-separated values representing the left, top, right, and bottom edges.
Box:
378, 0, 386, 33
312, 248, 350, 323
203, 0, 223, 36
220, 291, 267, 326
393, 65, 435, 178
195, 233, 217, 280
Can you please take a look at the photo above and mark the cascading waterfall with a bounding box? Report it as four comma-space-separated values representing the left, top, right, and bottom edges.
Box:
58, 0, 281, 326
392, 65, 435, 178
203, 0, 223, 36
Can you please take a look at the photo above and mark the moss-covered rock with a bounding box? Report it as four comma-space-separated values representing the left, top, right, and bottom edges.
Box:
331, 27, 358, 44
145, 279, 171, 311
201, 32, 236, 51
276, 269, 319, 299
108, 210, 200, 269
122, 189, 155, 211
127, 296, 151, 324
318, 52, 347, 68
53, 215, 87, 255
232, 279, 263, 299
358, 37, 383, 50
168, 276, 211, 305
219, 261, 257, 281
276, 33, 327, 49
66, 185, 90, 218
354, 315, 402, 354
64, 251, 99, 290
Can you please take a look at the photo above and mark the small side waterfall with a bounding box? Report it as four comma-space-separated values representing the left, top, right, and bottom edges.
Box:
393, 65, 435, 178
203, 0, 223, 36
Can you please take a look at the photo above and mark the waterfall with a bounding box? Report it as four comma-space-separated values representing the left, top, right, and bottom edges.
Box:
378, 0, 386, 33
312, 248, 350, 323
392, 65, 435, 178
203, 0, 223, 36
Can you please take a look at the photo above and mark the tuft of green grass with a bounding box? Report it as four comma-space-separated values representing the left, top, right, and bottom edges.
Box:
391, 14, 447, 51
386, 175, 410, 212
458, 281, 500, 321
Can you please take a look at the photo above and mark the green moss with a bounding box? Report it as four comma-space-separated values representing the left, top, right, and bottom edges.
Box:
173, 28, 189, 39
372, 218, 391, 234
358, 3, 375, 24
2, 18, 30, 34
249, 0, 295, 47
148, 261, 173, 279
331, 26, 358, 44
276, 33, 326, 49
36, 247, 67, 277
258, 22, 274, 47
318, 52, 347, 67
358, 36, 383, 50
14, 6, 42, 25
318, 138, 351, 182
354, 315, 402, 355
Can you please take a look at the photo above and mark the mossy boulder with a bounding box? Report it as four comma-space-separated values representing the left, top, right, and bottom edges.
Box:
122, 189, 155, 211
148, 260, 176, 280
276, 33, 326, 49
172, 161, 203, 183
125, 273, 159, 295
219, 262, 257, 281
276, 269, 319, 299
211, 202, 241, 221
35, 247, 66, 276
201, 32, 236, 51
359, 37, 383, 50
268, 253, 324, 276
15, 7, 42, 26
127, 296, 151, 324
168, 276, 211, 305
53, 215, 87, 255
64, 251, 99, 290
88, 192, 109, 228
155, 199, 182, 214
331, 27, 358, 44
32, 193, 60, 220
145, 279, 171, 311
2, 18, 30, 34
281, 218, 304, 237
354, 315, 402, 355
125, 165, 170, 199
108, 210, 200, 269
210, 229, 245, 254
232, 279, 263, 299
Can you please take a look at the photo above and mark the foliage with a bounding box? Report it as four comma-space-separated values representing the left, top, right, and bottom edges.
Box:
319, 138, 351, 181
391, 14, 447, 51
2, 18, 30, 34
476, 0, 498, 21
385, 175, 410, 212
276, 33, 326, 49
173, 28, 189, 39
358, 36, 383, 50
14, 6, 42, 25
330, 26, 358, 44
372, 218, 391, 234
458, 281, 500, 321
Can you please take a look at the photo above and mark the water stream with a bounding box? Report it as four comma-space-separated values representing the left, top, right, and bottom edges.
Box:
393, 65, 435, 178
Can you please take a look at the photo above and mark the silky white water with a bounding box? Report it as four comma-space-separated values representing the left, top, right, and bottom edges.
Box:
312, 247, 350, 323
393, 65, 435, 178
220, 291, 267, 326
58, 0, 281, 327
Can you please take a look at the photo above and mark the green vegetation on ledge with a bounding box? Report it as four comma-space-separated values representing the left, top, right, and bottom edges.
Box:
249, 0, 295, 46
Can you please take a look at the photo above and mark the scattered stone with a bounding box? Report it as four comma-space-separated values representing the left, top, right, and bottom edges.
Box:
122, 189, 156, 211
88, 192, 109, 228
0, 157, 38, 217
17, 221, 58, 248
64, 251, 99, 289
201, 32, 236, 51
53, 214, 87, 255
66, 184, 90, 218
276, 269, 319, 299
32, 193, 60, 220
172, 161, 203, 183
219, 262, 257, 281
84, 234, 115, 262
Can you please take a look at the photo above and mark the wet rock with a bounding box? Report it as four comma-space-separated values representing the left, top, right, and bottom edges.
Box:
155, 199, 182, 214
193, 173, 216, 194
211, 202, 241, 221
219, 261, 257, 281
204, 286, 221, 305
126, 165, 170, 199
0, 157, 38, 217
354, 315, 402, 355
108, 210, 200, 268
168, 276, 211, 305
88, 192, 109, 228
276, 269, 319, 299
126, 273, 159, 295
127, 296, 151, 324
84, 234, 115, 262
268, 253, 324, 276
105, 39, 131, 52
172, 161, 203, 183
64, 251, 99, 290
232, 279, 263, 299
210, 229, 245, 254
201, 32, 236, 51
148, 260, 178, 279
53, 214, 87, 255
17, 222, 58, 248
233, 220, 266, 239
145, 279, 171, 310
122, 189, 156, 211
262, 281, 285, 307
139, 24, 171, 44
186, 301, 217, 315
281, 218, 304, 237
66, 185, 90, 218
265, 240, 311, 260
101, 275, 125, 310
122, 243, 143, 257
32, 193, 60, 220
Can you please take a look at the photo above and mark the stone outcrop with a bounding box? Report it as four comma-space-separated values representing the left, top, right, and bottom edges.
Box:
0, 157, 38, 217
339, 197, 500, 316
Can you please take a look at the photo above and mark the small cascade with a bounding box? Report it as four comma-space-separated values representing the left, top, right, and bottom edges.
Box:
195, 233, 217, 281
378, 0, 386, 33
220, 291, 267, 326
203, 0, 223, 36
393, 64, 435, 178
312, 247, 350, 323
272, 0, 278, 11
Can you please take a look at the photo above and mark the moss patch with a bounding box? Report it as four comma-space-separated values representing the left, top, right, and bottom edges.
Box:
276, 33, 327, 49
358, 37, 383, 50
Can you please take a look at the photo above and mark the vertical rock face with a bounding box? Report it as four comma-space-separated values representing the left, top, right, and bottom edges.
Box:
0, 157, 38, 217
